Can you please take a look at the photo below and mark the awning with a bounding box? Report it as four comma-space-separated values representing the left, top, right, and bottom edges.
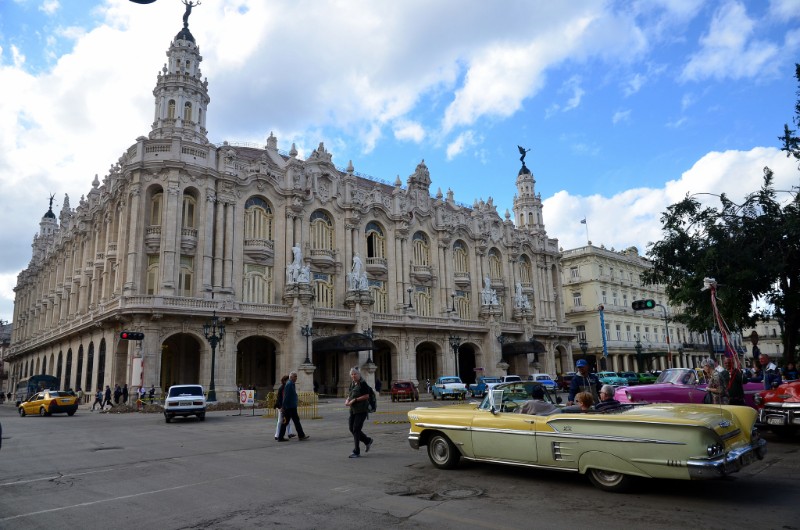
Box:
502, 340, 546, 362
312, 333, 374, 355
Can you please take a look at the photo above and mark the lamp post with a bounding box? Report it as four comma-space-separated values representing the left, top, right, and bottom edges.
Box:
677, 345, 684, 368
497, 334, 507, 364
449, 335, 461, 379
363, 328, 374, 363
634, 337, 643, 372
300, 325, 313, 364
579, 339, 588, 359
203, 311, 225, 402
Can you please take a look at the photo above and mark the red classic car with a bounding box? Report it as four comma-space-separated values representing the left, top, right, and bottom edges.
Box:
755, 380, 800, 437
391, 380, 419, 402
614, 367, 764, 408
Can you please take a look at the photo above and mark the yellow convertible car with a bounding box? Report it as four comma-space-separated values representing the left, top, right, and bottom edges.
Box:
408, 381, 766, 492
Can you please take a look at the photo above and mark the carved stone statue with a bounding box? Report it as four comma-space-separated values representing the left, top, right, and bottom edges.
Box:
286, 245, 303, 284
481, 275, 498, 306
182, 0, 200, 28
518, 145, 531, 165
514, 282, 531, 310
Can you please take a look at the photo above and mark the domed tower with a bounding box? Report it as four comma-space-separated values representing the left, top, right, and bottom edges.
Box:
512, 148, 544, 232
149, 2, 210, 143
39, 194, 58, 238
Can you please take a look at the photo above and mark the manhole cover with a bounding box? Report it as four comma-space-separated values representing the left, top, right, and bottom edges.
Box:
438, 488, 483, 499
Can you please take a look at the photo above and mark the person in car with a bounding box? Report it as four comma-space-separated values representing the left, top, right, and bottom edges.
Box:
517, 385, 559, 415
594, 385, 622, 411
567, 359, 601, 405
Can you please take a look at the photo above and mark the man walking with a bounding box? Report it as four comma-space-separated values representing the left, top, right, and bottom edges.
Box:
103, 385, 112, 409
277, 372, 309, 442
345, 367, 373, 458
92, 388, 103, 411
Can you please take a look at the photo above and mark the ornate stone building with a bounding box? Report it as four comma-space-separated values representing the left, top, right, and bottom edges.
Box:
7, 13, 575, 400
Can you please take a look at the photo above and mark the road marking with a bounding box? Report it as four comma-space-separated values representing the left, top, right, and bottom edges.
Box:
0, 474, 247, 522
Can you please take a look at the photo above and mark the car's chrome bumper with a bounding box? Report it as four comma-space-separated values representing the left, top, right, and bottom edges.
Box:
408, 432, 420, 450
687, 438, 767, 479
757, 403, 800, 429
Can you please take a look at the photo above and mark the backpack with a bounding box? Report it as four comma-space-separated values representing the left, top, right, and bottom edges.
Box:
362, 380, 377, 413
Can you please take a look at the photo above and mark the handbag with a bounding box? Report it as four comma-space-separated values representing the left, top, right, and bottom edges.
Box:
703, 391, 713, 404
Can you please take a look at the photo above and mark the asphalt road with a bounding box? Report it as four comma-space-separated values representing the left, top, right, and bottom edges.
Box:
0, 396, 797, 530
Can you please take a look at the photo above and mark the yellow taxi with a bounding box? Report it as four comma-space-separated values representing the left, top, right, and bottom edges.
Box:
19, 390, 79, 417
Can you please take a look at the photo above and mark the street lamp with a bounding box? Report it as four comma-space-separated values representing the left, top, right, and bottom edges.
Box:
635, 338, 643, 372
363, 328, 374, 363
497, 334, 507, 363
579, 340, 588, 357
300, 325, 313, 364
449, 335, 461, 378
203, 311, 225, 402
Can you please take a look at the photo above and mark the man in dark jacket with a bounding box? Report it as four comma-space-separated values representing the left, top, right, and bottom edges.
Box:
277, 372, 308, 442
567, 359, 601, 405
345, 367, 373, 458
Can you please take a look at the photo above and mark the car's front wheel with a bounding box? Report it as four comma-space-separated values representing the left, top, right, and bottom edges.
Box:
198, 412, 205, 421
165, 414, 172, 423
68, 411, 75, 416
18, 407, 26, 417
587, 468, 635, 493
427, 433, 460, 470
39, 407, 47, 417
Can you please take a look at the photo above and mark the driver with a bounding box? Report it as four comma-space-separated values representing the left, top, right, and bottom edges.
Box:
517, 385, 558, 415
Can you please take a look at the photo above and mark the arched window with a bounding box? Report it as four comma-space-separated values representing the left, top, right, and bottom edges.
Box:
150, 192, 163, 226
182, 194, 196, 229
75, 346, 84, 392
365, 222, 386, 259
453, 241, 469, 274
57, 351, 63, 388
183, 102, 192, 122
313, 273, 334, 309
244, 197, 274, 240
85, 342, 94, 392
519, 255, 533, 285
310, 211, 334, 252
179, 256, 194, 297
412, 232, 430, 266
97, 339, 106, 390
167, 100, 176, 120
243, 264, 273, 304
147, 255, 160, 295
369, 280, 388, 313
414, 286, 432, 317
488, 248, 502, 279
65, 349, 73, 391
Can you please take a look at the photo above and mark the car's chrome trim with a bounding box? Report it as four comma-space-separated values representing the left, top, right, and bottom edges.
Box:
461, 456, 579, 473
415, 422, 469, 431
718, 428, 741, 441
687, 438, 767, 479
408, 432, 420, 450
763, 402, 800, 409
536, 431, 685, 445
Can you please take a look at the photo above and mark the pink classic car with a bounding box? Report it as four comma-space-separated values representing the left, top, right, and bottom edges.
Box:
614, 368, 764, 408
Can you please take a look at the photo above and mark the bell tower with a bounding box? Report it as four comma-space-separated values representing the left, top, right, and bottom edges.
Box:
512, 147, 544, 232
149, 2, 210, 143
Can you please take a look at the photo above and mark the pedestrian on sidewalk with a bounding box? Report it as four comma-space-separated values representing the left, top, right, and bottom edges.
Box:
122, 384, 129, 405
277, 372, 308, 442
92, 388, 103, 411
345, 367, 373, 458
103, 385, 112, 409
274, 375, 294, 440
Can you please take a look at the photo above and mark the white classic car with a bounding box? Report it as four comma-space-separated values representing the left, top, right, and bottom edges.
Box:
408, 381, 766, 492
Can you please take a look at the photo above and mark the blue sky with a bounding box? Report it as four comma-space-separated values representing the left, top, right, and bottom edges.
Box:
1, 0, 799, 322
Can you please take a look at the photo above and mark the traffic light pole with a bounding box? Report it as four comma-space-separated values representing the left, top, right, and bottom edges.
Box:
656, 303, 672, 369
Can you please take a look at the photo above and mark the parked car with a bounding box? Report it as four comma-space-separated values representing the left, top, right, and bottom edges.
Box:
18, 390, 78, 417
407, 380, 766, 492
163, 384, 207, 423
391, 380, 419, 402
431, 376, 468, 400
597, 371, 629, 387
755, 379, 800, 437
636, 372, 658, 384
468, 376, 501, 398
615, 368, 765, 408
617, 371, 639, 386
527, 374, 559, 392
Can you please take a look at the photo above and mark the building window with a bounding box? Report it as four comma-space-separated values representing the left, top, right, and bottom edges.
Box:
623, 293, 628, 308
179, 256, 193, 297
415, 286, 432, 317
453, 241, 468, 274
615, 324, 622, 340
313, 273, 334, 309
310, 211, 334, 252
183, 102, 192, 122
245, 197, 274, 240
369, 280, 387, 313
570, 266, 579, 279
488, 248, 502, 279
573, 292, 582, 307
605, 324, 611, 340
519, 255, 533, 284
599, 265, 604, 277
146, 255, 159, 295
455, 290, 471, 319
602, 290, 607, 304
610, 267, 614, 279
612, 291, 618, 305
576, 325, 586, 343
167, 100, 176, 119
626, 325, 632, 341
412, 232, 430, 266
182, 194, 196, 229
644, 327, 650, 341
635, 326, 641, 341
243, 264, 272, 304
150, 192, 163, 226
365, 222, 386, 259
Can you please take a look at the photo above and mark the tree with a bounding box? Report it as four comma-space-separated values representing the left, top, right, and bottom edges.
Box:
643, 64, 800, 365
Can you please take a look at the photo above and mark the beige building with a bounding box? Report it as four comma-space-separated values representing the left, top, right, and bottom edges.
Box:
741, 321, 784, 366
6, 14, 577, 401
560, 244, 725, 374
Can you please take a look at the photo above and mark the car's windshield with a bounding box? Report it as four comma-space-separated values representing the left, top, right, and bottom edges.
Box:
394, 383, 411, 389
439, 378, 461, 384
655, 368, 697, 385
479, 382, 557, 411
535, 375, 552, 381
169, 386, 203, 397
483, 377, 500, 383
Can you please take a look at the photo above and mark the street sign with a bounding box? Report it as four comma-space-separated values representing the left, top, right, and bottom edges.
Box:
239, 389, 254, 406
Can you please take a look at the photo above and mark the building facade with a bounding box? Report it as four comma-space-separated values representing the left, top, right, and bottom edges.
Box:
559, 244, 733, 374
7, 14, 577, 401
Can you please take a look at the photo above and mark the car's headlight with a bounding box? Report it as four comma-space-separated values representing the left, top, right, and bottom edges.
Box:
753, 395, 763, 406
706, 442, 724, 457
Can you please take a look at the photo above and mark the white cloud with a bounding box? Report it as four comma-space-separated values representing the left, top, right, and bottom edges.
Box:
393, 120, 425, 143
446, 130, 477, 160
543, 147, 798, 253
612, 109, 631, 124
39, 0, 59, 15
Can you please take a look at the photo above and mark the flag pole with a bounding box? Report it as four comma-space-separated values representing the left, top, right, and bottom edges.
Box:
581, 218, 589, 244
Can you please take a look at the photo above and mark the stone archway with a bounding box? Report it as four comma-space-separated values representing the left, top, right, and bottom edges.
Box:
160, 333, 202, 388
457, 343, 477, 385
236, 336, 277, 398
415, 341, 439, 387
372, 339, 393, 390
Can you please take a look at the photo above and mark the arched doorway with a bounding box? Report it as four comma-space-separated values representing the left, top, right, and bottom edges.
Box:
160, 333, 202, 388
457, 343, 477, 385
236, 336, 277, 398
373, 340, 393, 388
415, 342, 438, 387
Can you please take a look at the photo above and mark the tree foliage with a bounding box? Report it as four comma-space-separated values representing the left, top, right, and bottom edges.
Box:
643, 64, 800, 364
